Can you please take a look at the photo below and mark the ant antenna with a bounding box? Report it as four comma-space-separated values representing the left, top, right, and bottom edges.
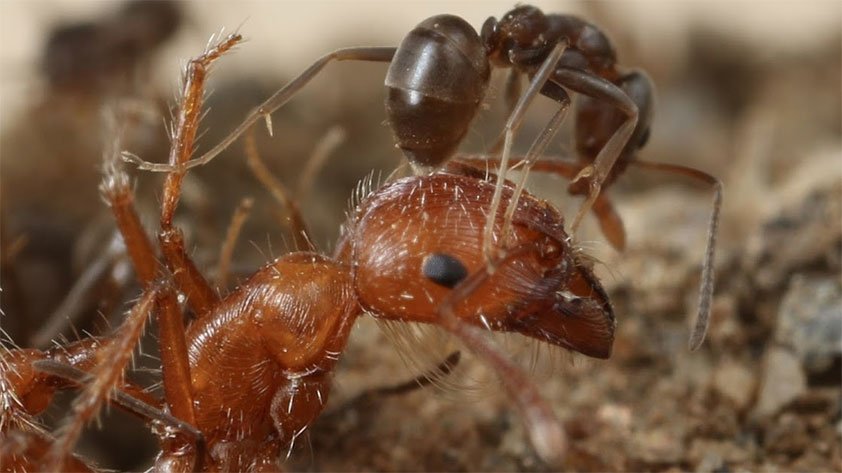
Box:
630, 159, 723, 350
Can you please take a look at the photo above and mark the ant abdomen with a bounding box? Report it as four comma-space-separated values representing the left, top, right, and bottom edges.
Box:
385, 15, 490, 172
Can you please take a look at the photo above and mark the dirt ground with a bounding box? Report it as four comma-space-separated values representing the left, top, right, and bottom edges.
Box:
1, 2, 840, 472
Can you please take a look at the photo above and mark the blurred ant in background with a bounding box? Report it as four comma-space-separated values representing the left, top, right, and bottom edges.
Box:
42, 0, 181, 95
1, 0, 182, 349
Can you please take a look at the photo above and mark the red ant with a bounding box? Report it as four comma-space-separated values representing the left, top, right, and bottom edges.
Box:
2, 4, 722, 471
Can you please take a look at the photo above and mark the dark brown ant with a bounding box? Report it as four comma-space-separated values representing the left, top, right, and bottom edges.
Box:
128, 4, 721, 350
2, 32, 611, 470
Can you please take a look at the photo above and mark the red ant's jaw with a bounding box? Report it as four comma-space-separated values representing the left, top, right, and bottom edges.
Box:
501, 254, 615, 359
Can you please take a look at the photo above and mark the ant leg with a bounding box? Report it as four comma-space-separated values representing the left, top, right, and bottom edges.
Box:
102, 149, 197, 433
2, 428, 95, 473
504, 69, 523, 116
43, 287, 158, 470
488, 69, 523, 154
552, 68, 639, 234
296, 125, 347, 200
125, 47, 397, 172
630, 160, 723, 350
95, 37, 246, 440
500, 84, 571, 244
32, 359, 205, 468
483, 41, 569, 266
323, 351, 461, 419
216, 197, 255, 288
437, 243, 566, 467
245, 124, 345, 253
244, 128, 314, 251
156, 36, 247, 315
30, 231, 128, 348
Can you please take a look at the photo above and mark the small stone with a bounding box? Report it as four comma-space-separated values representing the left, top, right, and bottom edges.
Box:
631, 429, 685, 465
690, 439, 751, 469
776, 276, 842, 381
753, 346, 807, 418
712, 359, 756, 411
597, 403, 632, 431
764, 413, 808, 455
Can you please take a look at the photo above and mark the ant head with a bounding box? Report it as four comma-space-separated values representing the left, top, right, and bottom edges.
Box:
350, 171, 615, 359
481, 6, 549, 66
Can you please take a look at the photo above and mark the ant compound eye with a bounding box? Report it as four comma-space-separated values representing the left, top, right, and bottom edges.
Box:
422, 253, 468, 289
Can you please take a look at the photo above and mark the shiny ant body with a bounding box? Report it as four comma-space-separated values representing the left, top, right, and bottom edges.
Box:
2, 4, 721, 471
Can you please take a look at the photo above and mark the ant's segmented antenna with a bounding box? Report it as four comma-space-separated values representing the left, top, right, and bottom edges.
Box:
631, 160, 723, 350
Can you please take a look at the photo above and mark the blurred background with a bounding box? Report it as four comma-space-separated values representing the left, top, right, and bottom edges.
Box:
1, 1, 839, 471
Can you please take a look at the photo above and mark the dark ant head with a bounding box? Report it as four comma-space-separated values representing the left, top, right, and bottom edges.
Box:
481, 6, 549, 66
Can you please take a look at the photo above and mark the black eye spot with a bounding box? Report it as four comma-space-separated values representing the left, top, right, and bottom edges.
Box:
422, 253, 468, 289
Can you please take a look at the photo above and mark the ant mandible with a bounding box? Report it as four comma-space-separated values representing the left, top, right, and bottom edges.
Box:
2, 30, 612, 470
128, 5, 721, 350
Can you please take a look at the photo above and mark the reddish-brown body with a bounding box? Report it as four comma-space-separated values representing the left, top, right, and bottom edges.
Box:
346, 165, 613, 358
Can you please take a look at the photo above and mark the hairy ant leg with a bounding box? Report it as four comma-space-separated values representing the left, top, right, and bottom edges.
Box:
6, 355, 204, 470
42, 287, 159, 470
87, 35, 246, 469
126, 47, 396, 172
322, 351, 462, 423
32, 359, 205, 468
102, 142, 198, 441
1, 428, 95, 472
29, 361, 187, 433
154, 36, 248, 316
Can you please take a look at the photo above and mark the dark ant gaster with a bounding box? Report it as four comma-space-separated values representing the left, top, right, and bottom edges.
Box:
3, 5, 723, 471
